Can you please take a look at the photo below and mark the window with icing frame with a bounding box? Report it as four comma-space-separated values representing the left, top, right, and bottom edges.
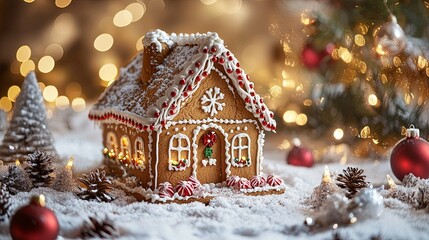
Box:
231, 133, 251, 167
134, 137, 145, 167
168, 133, 191, 171
106, 131, 118, 157
119, 135, 132, 163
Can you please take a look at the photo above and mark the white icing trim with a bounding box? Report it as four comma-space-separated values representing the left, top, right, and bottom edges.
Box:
212, 68, 235, 97
148, 133, 154, 187
102, 29, 276, 132
256, 131, 264, 175
165, 118, 260, 130
231, 133, 251, 167
192, 123, 231, 178
200, 87, 225, 117
168, 133, 191, 171
143, 29, 174, 52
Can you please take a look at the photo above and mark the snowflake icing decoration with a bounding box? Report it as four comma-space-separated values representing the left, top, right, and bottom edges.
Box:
200, 87, 225, 116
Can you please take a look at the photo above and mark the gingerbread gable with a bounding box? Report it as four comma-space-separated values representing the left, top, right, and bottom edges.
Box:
89, 29, 276, 132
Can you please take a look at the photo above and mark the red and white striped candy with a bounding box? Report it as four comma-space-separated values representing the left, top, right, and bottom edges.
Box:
188, 176, 202, 189
237, 178, 252, 189
157, 182, 174, 198
250, 175, 266, 188
267, 174, 284, 187
175, 181, 194, 197
226, 176, 240, 188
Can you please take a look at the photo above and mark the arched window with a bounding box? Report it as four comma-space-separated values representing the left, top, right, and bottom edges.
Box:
168, 133, 190, 171
134, 137, 145, 163
106, 131, 118, 154
120, 135, 132, 158
231, 133, 251, 167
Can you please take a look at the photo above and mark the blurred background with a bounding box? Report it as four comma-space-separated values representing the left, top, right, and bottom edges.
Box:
0, 0, 428, 162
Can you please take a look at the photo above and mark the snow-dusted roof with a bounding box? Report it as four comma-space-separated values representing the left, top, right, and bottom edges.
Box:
90, 29, 276, 132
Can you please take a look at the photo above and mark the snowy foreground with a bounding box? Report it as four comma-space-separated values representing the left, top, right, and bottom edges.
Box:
1, 109, 429, 240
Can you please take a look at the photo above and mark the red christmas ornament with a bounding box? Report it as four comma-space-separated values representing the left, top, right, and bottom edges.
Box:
301, 44, 323, 69
10, 195, 59, 240
286, 138, 314, 167
301, 43, 333, 69
390, 126, 429, 181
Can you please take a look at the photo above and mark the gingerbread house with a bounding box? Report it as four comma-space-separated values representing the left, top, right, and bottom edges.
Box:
89, 29, 276, 190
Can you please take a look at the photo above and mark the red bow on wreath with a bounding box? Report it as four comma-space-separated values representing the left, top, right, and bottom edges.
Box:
202, 132, 216, 147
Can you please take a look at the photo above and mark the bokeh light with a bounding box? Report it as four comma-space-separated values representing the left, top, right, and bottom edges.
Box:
368, 94, 378, 106
43, 85, 59, 102
296, 113, 308, 126
45, 43, 64, 60
7, 86, 21, 102
16, 45, 31, 62
56, 96, 70, 110
113, 10, 133, 27
99, 63, 118, 81
38, 56, 55, 73
55, 0, 72, 8
126, 2, 146, 22
0, 97, 12, 112
333, 128, 344, 140
20, 60, 35, 76
94, 34, 114, 52
72, 97, 86, 112
283, 110, 297, 123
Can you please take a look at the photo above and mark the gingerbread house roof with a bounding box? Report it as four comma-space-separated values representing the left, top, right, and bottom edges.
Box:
89, 29, 276, 132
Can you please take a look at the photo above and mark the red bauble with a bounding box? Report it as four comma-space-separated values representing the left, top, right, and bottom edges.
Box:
301, 43, 333, 69
10, 195, 59, 240
390, 126, 429, 181
286, 139, 314, 167
301, 45, 322, 69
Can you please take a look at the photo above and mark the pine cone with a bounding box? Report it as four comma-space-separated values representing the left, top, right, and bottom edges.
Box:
336, 167, 368, 198
77, 169, 114, 202
0, 183, 11, 222
3, 165, 32, 194
26, 150, 55, 188
80, 216, 118, 239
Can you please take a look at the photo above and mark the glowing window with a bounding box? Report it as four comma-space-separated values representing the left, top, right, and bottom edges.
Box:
168, 133, 190, 171
231, 133, 251, 167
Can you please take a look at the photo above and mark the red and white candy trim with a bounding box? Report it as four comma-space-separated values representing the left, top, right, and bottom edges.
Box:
226, 175, 240, 188
89, 30, 276, 132
175, 180, 194, 197
267, 174, 284, 187
237, 178, 252, 189
157, 182, 174, 198
250, 175, 267, 188
188, 176, 202, 189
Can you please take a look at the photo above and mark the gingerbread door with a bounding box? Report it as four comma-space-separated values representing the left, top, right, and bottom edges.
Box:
195, 129, 225, 184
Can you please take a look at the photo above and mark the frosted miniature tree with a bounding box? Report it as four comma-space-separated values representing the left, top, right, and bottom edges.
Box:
0, 71, 57, 162
52, 157, 75, 192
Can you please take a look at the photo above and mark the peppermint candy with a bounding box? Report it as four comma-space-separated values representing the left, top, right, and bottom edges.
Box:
226, 175, 240, 188
175, 181, 194, 197
157, 182, 174, 198
267, 174, 284, 187
188, 176, 202, 189
237, 178, 252, 189
250, 175, 266, 188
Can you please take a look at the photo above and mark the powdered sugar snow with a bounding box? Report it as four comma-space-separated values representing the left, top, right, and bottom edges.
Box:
0, 109, 428, 240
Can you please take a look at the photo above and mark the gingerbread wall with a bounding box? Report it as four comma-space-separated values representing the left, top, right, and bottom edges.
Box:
102, 123, 154, 188
155, 68, 263, 186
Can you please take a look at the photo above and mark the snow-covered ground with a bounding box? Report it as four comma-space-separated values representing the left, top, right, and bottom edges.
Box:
1, 108, 428, 240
